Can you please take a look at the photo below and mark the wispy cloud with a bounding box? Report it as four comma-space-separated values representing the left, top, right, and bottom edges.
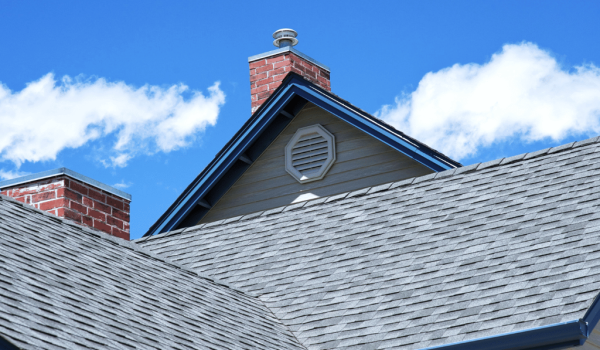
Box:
0, 169, 30, 181
112, 180, 132, 189
0, 74, 225, 167
376, 42, 600, 161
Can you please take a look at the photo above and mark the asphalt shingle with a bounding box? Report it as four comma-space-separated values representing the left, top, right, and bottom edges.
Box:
138, 137, 600, 350
0, 195, 306, 350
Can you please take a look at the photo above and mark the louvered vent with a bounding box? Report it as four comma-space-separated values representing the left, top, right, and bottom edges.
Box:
291, 132, 329, 174
285, 124, 336, 184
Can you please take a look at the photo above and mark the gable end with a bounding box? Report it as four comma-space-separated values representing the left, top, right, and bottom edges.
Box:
144, 73, 460, 237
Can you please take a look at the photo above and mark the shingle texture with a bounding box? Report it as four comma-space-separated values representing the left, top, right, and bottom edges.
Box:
138, 137, 600, 350
0, 195, 305, 350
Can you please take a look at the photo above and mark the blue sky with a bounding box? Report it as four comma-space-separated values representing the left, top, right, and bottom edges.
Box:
1, 1, 599, 238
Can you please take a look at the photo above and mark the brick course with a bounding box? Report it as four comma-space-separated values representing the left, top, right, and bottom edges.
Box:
1, 176, 131, 240
249, 52, 331, 113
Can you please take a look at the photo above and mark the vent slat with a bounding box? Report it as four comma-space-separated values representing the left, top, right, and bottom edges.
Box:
292, 148, 328, 162
297, 133, 321, 143
293, 139, 327, 150
297, 162, 325, 172
294, 135, 327, 149
292, 155, 329, 167
292, 142, 328, 156
292, 133, 328, 171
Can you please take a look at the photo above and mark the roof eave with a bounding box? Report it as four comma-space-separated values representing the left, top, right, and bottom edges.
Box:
424, 292, 600, 350
423, 320, 586, 350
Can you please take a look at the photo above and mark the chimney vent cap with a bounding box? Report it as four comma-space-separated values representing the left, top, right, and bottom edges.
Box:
273, 28, 298, 48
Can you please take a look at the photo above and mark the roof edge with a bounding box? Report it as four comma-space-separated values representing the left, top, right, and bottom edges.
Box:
294, 83, 460, 170
422, 319, 587, 350
425, 291, 600, 349
424, 290, 600, 350
583, 291, 600, 333
0, 167, 131, 201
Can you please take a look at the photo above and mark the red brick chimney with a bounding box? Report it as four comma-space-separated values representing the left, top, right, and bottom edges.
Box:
0, 168, 131, 240
249, 29, 331, 113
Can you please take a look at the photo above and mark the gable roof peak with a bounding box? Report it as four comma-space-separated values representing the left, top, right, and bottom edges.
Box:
144, 73, 461, 237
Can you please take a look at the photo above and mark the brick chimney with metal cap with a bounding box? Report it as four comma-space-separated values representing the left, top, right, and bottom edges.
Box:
248, 29, 331, 113
0, 168, 131, 240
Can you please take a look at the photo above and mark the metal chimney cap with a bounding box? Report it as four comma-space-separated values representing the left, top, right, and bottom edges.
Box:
273, 28, 298, 48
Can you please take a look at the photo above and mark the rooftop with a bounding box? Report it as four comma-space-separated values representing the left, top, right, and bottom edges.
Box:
137, 135, 600, 349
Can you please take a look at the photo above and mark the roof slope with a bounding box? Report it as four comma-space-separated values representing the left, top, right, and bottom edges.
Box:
0, 195, 305, 350
137, 136, 600, 350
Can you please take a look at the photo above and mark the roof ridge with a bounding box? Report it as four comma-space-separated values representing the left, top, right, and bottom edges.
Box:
136, 135, 599, 242
0, 194, 251, 296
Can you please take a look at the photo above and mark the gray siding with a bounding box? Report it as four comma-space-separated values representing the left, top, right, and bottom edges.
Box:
200, 103, 432, 223
568, 327, 600, 350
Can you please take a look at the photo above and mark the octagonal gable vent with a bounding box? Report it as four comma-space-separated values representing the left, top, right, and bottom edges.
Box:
285, 124, 336, 184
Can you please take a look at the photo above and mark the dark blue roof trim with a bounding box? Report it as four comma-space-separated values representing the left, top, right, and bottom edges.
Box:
422, 292, 600, 350
144, 82, 298, 236
583, 292, 600, 333
144, 73, 460, 236
289, 83, 457, 171
0, 334, 19, 350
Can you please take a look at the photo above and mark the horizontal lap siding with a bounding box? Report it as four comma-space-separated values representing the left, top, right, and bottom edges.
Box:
580, 328, 600, 350
200, 103, 432, 223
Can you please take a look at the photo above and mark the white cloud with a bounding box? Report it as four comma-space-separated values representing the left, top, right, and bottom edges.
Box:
107, 154, 132, 168
0, 74, 225, 167
0, 169, 29, 181
375, 42, 600, 161
112, 180, 132, 189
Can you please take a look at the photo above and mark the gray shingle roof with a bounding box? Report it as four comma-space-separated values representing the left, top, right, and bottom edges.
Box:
137, 136, 600, 350
0, 195, 305, 350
